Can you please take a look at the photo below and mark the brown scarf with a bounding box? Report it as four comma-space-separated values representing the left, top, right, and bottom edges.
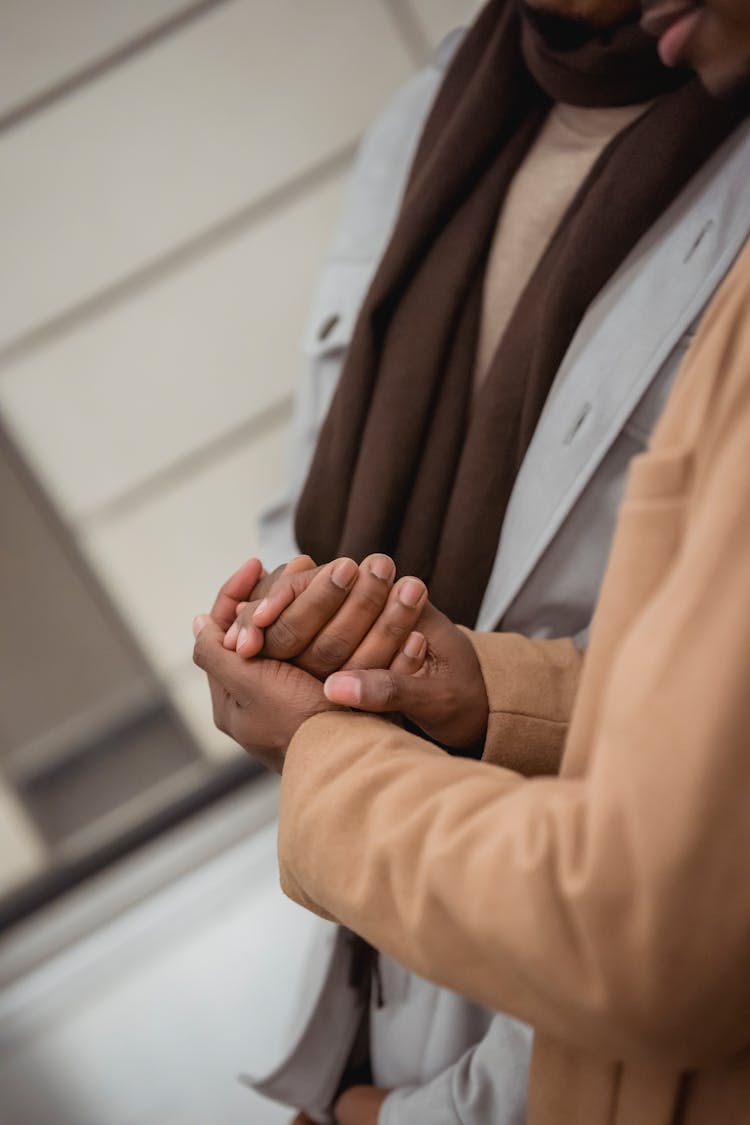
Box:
295, 0, 747, 627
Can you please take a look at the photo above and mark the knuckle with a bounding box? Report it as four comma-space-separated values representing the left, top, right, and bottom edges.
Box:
381, 617, 409, 643
264, 615, 303, 658
310, 631, 351, 670
381, 673, 399, 709
354, 583, 388, 614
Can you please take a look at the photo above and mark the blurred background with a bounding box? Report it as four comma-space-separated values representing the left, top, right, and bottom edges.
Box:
0, 2, 481, 1122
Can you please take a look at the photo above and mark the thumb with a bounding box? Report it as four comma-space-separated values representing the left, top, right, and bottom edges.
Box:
192, 613, 213, 639
324, 668, 422, 714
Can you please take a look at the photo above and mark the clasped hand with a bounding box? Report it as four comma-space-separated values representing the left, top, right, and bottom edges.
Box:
192, 552, 489, 773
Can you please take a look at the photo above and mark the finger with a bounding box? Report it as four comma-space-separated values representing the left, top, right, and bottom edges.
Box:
229, 562, 328, 653
192, 613, 212, 639
223, 619, 240, 650
259, 558, 359, 660
342, 576, 427, 671
293, 553, 396, 678
323, 667, 416, 712
234, 600, 267, 658
193, 617, 236, 736
389, 631, 427, 675
236, 624, 264, 657
193, 616, 259, 701
224, 599, 263, 653
252, 579, 302, 628
224, 560, 322, 649
252, 563, 327, 628
209, 558, 264, 631
243, 554, 317, 608
226, 618, 265, 657
283, 554, 316, 575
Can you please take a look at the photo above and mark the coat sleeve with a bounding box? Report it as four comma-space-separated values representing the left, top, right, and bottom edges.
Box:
278, 282, 750, 1069
466, 630, 583, 776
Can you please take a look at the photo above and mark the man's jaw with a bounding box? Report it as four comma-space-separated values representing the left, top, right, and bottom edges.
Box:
640, 0, 706, 66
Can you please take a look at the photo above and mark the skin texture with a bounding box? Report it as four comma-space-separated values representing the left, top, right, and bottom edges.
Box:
673, 0, 750, 91
193, 563, 338, 772
210, 553, 485, 749
324, 598, 490, 751
210, 554, 318, 636
225, 555, 428, 680
193, 556, 428, 771
197, 548, 489, 759
193, 557, 489, 766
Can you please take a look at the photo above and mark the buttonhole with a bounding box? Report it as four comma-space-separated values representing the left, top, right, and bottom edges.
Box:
683, 220, 714, 264
318, 313, 340, 342
563, 402, 592, 446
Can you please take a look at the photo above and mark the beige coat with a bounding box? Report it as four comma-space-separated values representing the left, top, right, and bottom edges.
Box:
278, 239, 750, 1125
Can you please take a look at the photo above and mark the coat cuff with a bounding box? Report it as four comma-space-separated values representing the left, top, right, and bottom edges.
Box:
462, 631, 583, 777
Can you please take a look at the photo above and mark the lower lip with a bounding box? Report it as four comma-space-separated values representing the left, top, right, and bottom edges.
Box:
657, 7, 703, 67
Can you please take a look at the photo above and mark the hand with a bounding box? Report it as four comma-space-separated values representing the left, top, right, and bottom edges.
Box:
211, 554, 318, 633
222, 556, 331, 658
227, 554, 429, 682
192, 616, 337, 772
323, 600, 489, 749
334, 1085, 390, 1125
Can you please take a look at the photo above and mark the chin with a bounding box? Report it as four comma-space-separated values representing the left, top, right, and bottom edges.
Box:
523, 0, 640, 27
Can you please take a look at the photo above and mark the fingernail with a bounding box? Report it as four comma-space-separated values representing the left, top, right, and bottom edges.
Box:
331, 558, 358, 590
369, 554, 394, 582
253, 598, 268, 618
398, 578, 425, 608
404, 631, 424, 659
237, 627, 248, 651
325, 673, 362, 706
192, 614, 208, 639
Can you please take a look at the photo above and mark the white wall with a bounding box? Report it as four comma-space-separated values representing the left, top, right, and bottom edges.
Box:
0, 2, 483, 1120
0, 0, 482, 773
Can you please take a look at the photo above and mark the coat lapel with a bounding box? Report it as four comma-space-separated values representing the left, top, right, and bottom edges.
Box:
476, 119, 750, 632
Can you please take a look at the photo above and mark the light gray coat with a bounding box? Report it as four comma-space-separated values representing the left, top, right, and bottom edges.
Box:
246, 35, 750, 1125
